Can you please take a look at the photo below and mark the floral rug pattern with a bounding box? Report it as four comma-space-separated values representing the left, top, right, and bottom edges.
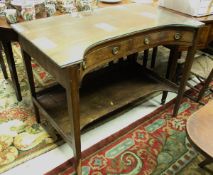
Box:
0, 43, 61, 174
46, 87, 213, 175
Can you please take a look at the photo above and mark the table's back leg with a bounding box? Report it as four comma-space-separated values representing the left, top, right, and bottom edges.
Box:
21, 49, 40, 123
2, 41, 22, 101
151, 46, 158, 68
143, 49, 149, 67
197, 69, 213, 101
66, 66, 82, 175
161, 45, 180, 104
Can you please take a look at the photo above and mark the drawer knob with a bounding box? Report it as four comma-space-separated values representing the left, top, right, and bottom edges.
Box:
144, 37, 150, 45
112, 47, 119, 55
174, 33, 181, 40
82, 61, 87, 70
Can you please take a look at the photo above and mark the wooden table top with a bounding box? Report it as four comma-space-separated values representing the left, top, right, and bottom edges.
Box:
187, 100, 213, 158
12, 3, 203, 68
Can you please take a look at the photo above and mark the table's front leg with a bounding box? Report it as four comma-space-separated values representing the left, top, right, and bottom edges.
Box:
172, 27, 202, 117
21, 49, 40, 123
66, 66, 81, 175
173, 45, 197, 116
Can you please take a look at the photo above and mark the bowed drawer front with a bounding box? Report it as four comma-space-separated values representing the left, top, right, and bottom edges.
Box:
83, 29, 194, 70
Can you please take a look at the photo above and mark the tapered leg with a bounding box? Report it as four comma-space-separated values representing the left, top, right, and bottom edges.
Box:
66, 67, 81, 175
151, 46, 158, 68
21, 49, 40, 123
0, 43, 8, 79
197, 69, 213, 101
161, 46, 180, 104
173, 46, 197, 116
2, 41, 22, 101
143, 49, 149, 67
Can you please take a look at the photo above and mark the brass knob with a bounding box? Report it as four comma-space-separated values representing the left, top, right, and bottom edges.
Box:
144, 37, 150, 45
174, 33, 181, 40
112, 46, 119, 55
82, 61, 87, 70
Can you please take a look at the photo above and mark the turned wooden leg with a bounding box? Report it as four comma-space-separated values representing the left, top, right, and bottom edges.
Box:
197, 69, 213, 102
199, 157, 213, 168
161, 46, 180, 104
151, 46, 158, 68
0, 43, 8, 79
21, 49, 40, 123
143, 49, 149, 67
66, 66, 81, 175
2, 41, 22, 101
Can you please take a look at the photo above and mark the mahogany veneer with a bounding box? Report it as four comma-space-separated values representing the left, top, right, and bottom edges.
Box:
12, 3, 203, 174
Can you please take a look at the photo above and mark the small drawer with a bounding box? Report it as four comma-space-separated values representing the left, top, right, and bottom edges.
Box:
84, 38, 134, 69
83, 29, 194, 71
133, 30, 194, 49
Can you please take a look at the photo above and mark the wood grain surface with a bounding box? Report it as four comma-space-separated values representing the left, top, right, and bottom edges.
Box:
12, 3, 203, 68
187, 100, 213, 158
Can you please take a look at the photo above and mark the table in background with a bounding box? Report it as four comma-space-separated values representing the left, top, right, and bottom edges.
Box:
0, 17, 21, 100
147, 7, 213, 104
0, 8, 63, 101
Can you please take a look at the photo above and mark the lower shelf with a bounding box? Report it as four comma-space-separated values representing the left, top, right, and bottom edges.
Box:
36, 62, 176, 140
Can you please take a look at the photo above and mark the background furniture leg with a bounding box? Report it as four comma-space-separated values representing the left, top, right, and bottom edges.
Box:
198, 157, 213, 168
161, 46, 180, 104
66, 67, 81, 175
2, 41, 22, 101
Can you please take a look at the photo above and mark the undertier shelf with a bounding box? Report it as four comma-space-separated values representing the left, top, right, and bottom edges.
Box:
36, 62, 176, 138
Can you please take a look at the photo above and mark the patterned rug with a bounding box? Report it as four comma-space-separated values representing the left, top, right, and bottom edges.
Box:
46, 86, 213, 175
1, 44, 212, 174
0, 43, 61, 174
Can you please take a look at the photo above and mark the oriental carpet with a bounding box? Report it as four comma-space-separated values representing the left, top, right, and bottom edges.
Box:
0, 44, 212, 174
46, 86, 213, 175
